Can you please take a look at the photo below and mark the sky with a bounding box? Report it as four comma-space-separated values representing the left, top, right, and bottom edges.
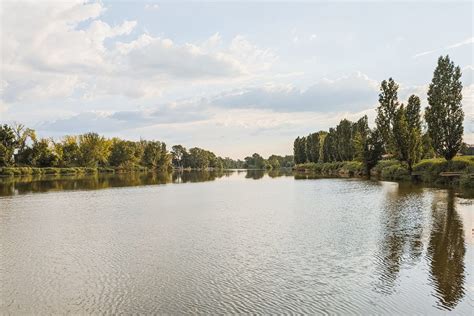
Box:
1, 0, 473, 159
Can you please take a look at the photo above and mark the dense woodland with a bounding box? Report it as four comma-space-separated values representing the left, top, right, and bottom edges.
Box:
0, 124, 293, 171
293, 55, 468, 174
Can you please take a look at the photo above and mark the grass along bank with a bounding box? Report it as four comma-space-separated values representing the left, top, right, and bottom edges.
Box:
0, 166, 149, 177
294, 156, 474, 188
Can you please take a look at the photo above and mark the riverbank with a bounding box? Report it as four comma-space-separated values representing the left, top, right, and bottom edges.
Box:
0, 166, 150, 177
294, 156, 474, 188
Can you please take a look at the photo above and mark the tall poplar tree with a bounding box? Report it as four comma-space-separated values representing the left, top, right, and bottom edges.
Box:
425, 55, 464, 160
375, 78, 399, 154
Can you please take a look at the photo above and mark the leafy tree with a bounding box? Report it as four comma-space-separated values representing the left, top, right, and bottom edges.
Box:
375, 78, 399, 153
244, 153, 266, 169
425, 55, 464, 160
109, 139, 139, 167
78, 133, 112, 167
58, 136, 80, 167
293, 136, 307, 164
32, 139, 58, 167
306, 132, 320, 163
171, 145, 187, 168
267, 155, 281, 169
353, 116, 370, 162
0, 124, 17, 166
362, 128, 384, 174
335, 119, 354, 161
421, 132, 436, 159
322, 128, 337, 162
142, 141, 170, 170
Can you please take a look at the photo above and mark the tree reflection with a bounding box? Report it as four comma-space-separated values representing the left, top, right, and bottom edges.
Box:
0, 170, 230, 196
374, 183, 425, 294
427, 190, 466, 310
245, 170, 265, 179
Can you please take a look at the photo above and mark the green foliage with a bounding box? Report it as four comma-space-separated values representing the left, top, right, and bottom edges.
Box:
425, 55, 464, 160
335, 119, 354, 161
293, 136, 307, 164
244, 153, 267, 169
375, 78, 399, 153
78, 133, 112, 167
305, 132, 320, 163
362, 128, 384, 174
0, 124, 17, 166
322, 128, 336, 162
392, 95, 422, 172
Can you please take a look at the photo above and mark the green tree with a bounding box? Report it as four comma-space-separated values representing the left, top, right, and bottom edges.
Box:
362, 128, 384, 175
109, 139, 139, 167
306, 132, 320, 163
78, 133, 112, 167
425, 55, 464, 161
293, 136, 307, 164
171, 145, 187, 168
392, 96, 422, 173
0, 124, 17, 166
142, 141, 170, 170
335, 119, 354, 161
322, 128, 337, 162
353, 116, 370, 162
376, 78, 399, 153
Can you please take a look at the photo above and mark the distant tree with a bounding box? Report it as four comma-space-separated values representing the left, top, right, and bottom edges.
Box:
142, 141, 168, 170
362, 128, 384, 174
375, 78, 399, 153
322, 128, 337, 162
353, 116, 370, 162
425, 55, 464, 160
335, 119, 354, 161
306, 132, 320, 163
293, 136, 307, 164
171, 145, 187, 168
78, 133, 111, 167
32, 138, 58, 167
244, 153, 266, 169
267, 155, 281, 169
58, 136, 80, 167
0, 124, 17, 166
109, 139, 139, 167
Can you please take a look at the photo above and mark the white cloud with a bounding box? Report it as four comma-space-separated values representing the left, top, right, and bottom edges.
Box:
144, 4, 160, 10
1, 1, 276, 104
209, 72, 379, 112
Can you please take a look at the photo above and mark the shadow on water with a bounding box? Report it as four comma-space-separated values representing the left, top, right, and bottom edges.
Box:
427, 190, 466, 311
373, 183, 466, 310
0, 170, 232, 196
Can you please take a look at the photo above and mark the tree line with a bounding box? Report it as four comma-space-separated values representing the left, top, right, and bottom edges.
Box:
294, 55, 465, 174
0, 124, 294, 171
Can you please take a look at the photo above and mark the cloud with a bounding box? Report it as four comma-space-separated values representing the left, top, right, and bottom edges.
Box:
144, 4, 159, 10
209, 72, 379, 112
1, 1, 276, 104
38, 103, 209, 134
413, 36, 474, 58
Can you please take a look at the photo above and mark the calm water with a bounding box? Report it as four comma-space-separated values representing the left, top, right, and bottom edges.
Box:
0, 171, 473, 314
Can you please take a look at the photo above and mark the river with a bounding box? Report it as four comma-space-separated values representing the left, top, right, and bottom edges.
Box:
0, 170, 472, 314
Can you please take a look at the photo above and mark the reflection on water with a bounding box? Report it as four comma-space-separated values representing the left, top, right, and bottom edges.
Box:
0, 171, 472, 314
0, 170, 234, 196
428, 190, 466, 310
374, 183, 426, 294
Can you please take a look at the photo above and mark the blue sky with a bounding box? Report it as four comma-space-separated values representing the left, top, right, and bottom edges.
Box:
1, 1, 472, 158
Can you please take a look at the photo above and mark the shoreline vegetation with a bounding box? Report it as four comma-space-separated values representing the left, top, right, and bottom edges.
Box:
292, 55, 473, 189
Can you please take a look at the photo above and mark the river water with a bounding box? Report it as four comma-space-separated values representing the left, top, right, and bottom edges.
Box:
0, 171, 472, 314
